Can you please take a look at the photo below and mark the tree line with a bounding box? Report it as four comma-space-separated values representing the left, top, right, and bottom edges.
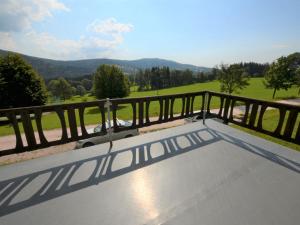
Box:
132, 67, 217, 91
131, 62, 268, 92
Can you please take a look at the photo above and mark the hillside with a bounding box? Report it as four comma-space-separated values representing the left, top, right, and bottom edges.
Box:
0, 49, 211, 79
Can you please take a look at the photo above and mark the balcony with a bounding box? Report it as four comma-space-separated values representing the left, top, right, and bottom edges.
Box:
0, 91, 299, 225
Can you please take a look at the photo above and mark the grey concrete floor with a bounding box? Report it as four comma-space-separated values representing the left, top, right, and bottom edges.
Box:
0, 119, 299, 225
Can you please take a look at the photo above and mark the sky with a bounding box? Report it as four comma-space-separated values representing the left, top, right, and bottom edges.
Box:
0, 0, 299, 67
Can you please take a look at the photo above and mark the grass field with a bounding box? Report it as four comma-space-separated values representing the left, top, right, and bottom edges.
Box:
56, 77, 300, 102
0, 78, 299, 150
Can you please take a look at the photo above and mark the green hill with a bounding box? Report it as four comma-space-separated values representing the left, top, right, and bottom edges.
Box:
0, 49, 211, 79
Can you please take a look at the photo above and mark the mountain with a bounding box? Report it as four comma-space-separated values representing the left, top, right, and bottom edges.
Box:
0, 49, 211, 79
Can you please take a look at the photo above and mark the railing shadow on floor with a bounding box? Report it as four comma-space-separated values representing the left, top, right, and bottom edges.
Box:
0, 125, 299, 217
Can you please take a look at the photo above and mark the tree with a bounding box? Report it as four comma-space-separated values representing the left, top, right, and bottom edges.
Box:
182, 69, 193, 85
48, 77, 74, 101
150, 67, 161, 90
136, 69, 148, 91
217, 64, 249, 94
93, 64, 130, 99
0, 54, 47, 109
76, 85, 86, 96
264, 56, 294, 99
286, 52, 300, 95
81, 78, 93, 91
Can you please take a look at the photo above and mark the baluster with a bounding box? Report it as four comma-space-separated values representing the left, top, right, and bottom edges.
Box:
131, 102, 137, 127
242, 103, 250, 125
248, 103, 258, 128
164, 97, 169, 121
181, 97, 185, 117
228, 99, 235, 121
185, 95, 190, 116
139, 99, 144, 126
78, 106, 88, 137
20, 110, 36, 149
295, 121, 300, 144
222, 97, 231, 124
100, 103, 106, 133
111, 102, 118, 131
274, 108, 287, 136
257, 104, 267, 131
206, 93, 212, 114
56, 107, 68, 141
7, 112, 23, 152
34, 109, 48, 146
201, 93, 205, 114
67, 107, 78, 140
170, 97, 175, 119
158, 99, 163, 122
218, 96, 224, 118
283, 109, 297, 138
190, 95, 195, 115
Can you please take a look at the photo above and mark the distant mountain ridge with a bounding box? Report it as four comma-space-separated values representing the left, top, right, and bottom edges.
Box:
0, 49, 211, 79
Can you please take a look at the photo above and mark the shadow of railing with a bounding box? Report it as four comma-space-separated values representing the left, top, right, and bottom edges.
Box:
0, 125, 299, 217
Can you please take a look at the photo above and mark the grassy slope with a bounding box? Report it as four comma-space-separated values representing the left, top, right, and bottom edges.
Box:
1, 78, 299, 150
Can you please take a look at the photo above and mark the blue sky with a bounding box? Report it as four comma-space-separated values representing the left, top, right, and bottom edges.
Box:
0, 0, 299, 67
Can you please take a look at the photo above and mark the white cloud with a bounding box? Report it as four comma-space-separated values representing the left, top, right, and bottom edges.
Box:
0, 0, 69, 32
23, 31, 82, 58
272, 44, 289, 49
0, 1, 132, 59
87, 18, 133, 35
0, 32, 16, 50
0, 25, 132, 59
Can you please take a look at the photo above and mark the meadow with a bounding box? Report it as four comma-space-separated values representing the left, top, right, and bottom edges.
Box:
0, 78, 299, 150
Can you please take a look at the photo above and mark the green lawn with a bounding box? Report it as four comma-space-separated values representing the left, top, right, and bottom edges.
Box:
1, 78, 299, 151
49, 77, 300, 103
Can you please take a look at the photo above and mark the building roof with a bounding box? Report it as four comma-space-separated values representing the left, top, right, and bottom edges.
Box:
0, 119, 299, 225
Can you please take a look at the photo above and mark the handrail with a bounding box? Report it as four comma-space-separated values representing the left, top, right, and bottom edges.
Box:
206, 91, 300, 145
0, 91, 206, 156
0, 90, 299, 156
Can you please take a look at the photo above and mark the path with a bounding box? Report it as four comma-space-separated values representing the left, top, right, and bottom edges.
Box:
276, 98, 300, 105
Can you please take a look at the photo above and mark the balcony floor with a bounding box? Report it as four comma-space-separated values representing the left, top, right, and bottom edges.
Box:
0, 119, 299, 225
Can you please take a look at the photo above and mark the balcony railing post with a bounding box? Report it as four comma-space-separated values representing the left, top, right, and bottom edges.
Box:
203, 92, 209, 125
223, 97, 231, 124
105, 98, 113, 147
